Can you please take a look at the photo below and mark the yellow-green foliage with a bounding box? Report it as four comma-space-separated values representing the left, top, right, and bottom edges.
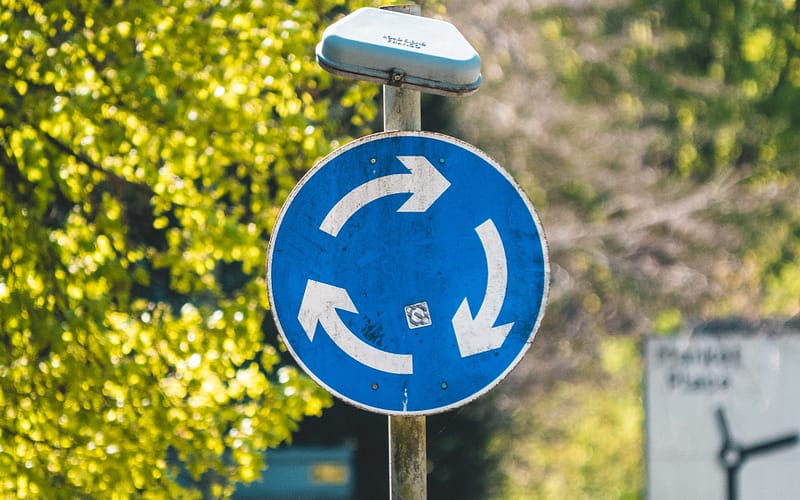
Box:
493, 338, 644, 500
0, 0, 400, 497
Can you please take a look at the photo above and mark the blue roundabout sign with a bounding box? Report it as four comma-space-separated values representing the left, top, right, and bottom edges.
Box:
267, 131, 549, 415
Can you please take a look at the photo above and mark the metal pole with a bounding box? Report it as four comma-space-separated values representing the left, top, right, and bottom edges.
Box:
388, 414, 427, 500
381, 7, 426, 500
384, 86, 421, 131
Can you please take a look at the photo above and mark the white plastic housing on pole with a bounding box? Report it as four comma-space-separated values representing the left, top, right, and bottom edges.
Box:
316, 6, 481, 95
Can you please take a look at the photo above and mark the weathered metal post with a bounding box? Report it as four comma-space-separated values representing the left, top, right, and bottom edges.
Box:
381, 7, 427, 499
388, 413, 426, 500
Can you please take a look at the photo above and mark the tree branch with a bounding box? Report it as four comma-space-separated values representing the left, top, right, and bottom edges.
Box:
38, 127, 154, 197
547, 170, 746, 250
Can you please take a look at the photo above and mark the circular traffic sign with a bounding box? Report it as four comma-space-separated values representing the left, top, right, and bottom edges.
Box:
267, 131, 548, 415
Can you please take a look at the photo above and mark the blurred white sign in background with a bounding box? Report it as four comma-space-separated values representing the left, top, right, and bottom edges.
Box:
646, 332, 800, 500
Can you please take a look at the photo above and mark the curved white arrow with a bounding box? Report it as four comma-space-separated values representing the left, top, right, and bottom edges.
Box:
319, 155, 450, 237
452, 219, 514, 357
298, 279, 414, 374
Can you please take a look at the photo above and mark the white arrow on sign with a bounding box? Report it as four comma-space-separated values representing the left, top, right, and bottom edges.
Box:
319, 155, 450, 237
298, 279, 414, 374
452, 219, 514, 357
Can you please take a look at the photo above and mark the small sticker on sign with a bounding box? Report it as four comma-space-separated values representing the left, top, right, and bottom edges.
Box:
404, 302, 432, 329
